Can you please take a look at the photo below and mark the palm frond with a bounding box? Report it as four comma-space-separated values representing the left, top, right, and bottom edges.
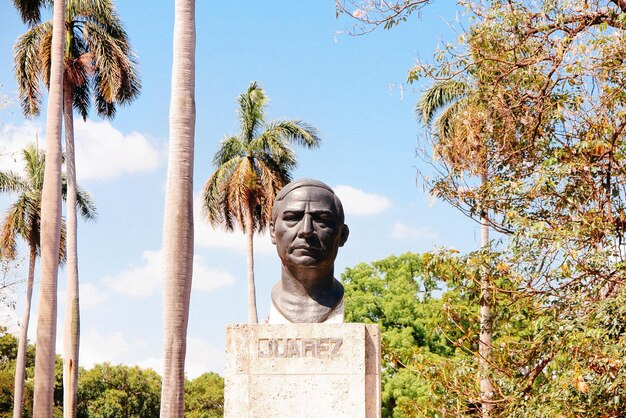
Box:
257, 120, 321, 149
254, 159, 287, 228
83, 20, 140, 110
73, 82, 91, 121
238, 82, 266, 142
12, 0, 51, 25
58, 219, 67, 264
39, 21, 53, 89
114, 49, 141, 105
253, 144, 294, 182
67, 0, 123, 35
75, 184, 98, 221
416, 79, 470, 126
0, 171, 27, 193
22, 144, 45, 189
13, 21, 51, 116
0, 211, 20, 260
0, 191, 38, 259
227, 157, 256, 229
435, 98, 468, 141
213, 136, 245, 167
202, 157, 241, 229
83, 22, 123, 102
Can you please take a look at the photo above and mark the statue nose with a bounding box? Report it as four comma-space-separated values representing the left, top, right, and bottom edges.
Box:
298, 214, 314, 236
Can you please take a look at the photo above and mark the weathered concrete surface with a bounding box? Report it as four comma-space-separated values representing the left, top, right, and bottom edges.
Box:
224, 323, 381, 418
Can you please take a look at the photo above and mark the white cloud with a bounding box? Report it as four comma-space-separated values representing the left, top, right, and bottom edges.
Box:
79, 282, 109, 308
74, 119, 162, 180
80, 328, 150, 370
0, 287, 19, 336
135, 356, 163, 377
103, 249, 236, 297
185, 336, 225, 377
132, 337, 224, 378
0, 119, 162, 181
333, 185, 392, 216
390, 221, 439, 241
193, 192, 276, 254
0, 121, 44, 173
103, 250, 161, 297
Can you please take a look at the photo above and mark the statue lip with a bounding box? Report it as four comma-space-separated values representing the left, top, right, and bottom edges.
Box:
292, 244, 323, 252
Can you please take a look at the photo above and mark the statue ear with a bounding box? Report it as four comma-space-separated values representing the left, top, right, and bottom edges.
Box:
339, 224, 349, 247
270, 222, 276, 244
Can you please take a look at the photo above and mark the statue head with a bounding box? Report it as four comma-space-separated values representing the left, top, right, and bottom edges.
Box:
268, 179, 350, 323
270, 179, 349, 273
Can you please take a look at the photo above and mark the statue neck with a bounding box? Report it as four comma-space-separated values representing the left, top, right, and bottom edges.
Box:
271, 269, 344, 323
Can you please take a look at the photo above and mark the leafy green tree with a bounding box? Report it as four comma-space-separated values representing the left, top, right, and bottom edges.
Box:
417, 78, 497, 414
343, 252, 459, 417
76, 363, 161, 418
14, 2, 140, 413
202, 81, 321, 323
0, 328, 63, 418
184, 373, 224, 417
0, 145, 95, 417
0, 332, 21, 418
341, 0, 626, 414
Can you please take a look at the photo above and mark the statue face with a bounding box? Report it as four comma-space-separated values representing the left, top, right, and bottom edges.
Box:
270, 186, 349, 270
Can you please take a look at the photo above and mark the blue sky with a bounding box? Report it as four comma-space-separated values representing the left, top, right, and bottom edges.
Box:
0, 2, 480, 377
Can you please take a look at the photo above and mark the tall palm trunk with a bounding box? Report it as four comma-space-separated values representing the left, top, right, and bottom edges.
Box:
160, 0, 195, 416
479, 172, 494, 417
245, 204, 258, 323
32, 0, 65, 414
62, 80, 80, 418
12, 247, 36, 418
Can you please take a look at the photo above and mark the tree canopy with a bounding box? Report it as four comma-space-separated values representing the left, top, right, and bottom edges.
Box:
0, 328, 225, 417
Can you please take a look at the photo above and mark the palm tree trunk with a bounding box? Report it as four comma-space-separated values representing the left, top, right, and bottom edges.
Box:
12, 247, 36, 418
479, 172, 494, 417
160, 0, 195, 416
32, 0, 65, 414
62, 80, 80, 418
245, 205, 258, 323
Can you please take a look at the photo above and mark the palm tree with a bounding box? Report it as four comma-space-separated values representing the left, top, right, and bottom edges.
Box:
0, 145, 96, 418
202, 82, 321, 324
417, 80, 495, 417
159, 0, 195, 415
13, 0, 65, 413
14, 2, 140, 414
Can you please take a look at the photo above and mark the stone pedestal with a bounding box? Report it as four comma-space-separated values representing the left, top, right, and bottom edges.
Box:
225, 323, 381, 418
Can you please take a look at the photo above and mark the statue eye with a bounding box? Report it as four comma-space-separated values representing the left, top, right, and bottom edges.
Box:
314, 213, 335, 226
282, 211, 303, 222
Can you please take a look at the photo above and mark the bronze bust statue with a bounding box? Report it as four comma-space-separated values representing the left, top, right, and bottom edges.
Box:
268, 179, 350, 323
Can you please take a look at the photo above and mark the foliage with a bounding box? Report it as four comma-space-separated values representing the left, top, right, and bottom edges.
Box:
202, 81, 320, 323
343, 247, 626, 417
391, 0, 626, 415
335, 0, 430, 34
13, 0, 141, 121
0, 329, 63, 417
12, 0, 53, 25
184, 372, 224, 418
203, 81, 320, 234
0, 328, 226, 417
0, 145, 96, 262
77, 363, 161, 418
343, 252, 460, 417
